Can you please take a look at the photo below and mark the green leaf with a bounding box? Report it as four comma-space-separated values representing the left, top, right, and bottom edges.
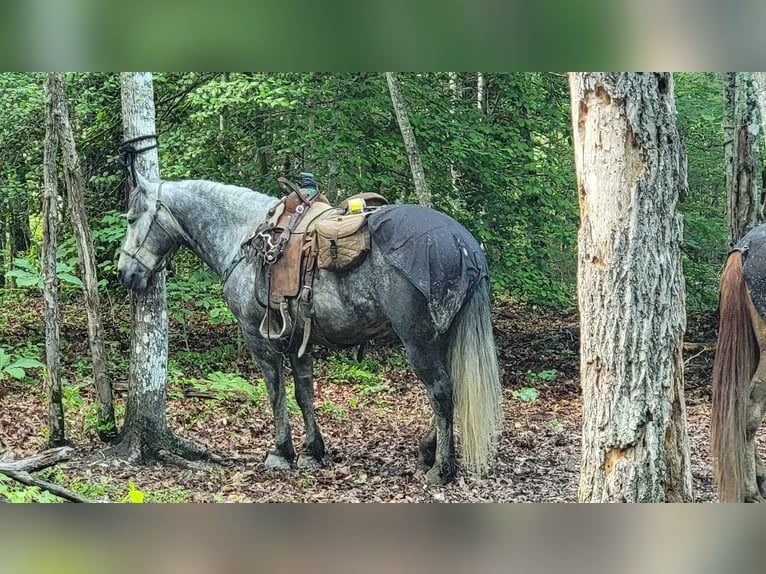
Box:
13, 258, 37, 272
512, 387, 539, 402
57, 273, 83, 287
125, 481, 145, 504
5, 367, 26, 380
13, 274, 42, 288
128, 490, 144, 503
8, 358, 44, 369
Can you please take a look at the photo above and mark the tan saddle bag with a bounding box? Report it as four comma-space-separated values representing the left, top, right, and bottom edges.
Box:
314, 213, 371, 271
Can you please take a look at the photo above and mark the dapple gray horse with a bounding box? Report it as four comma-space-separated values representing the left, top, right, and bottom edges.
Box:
117, 173, 502, 484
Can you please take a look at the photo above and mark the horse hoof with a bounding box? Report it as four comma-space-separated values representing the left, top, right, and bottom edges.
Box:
425, 467, 449, 485
264, 452, 293, 470
297, 454, 324, 468
417, 456, 435, 473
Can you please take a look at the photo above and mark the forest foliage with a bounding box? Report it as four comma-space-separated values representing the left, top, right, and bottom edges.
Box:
0, 72, 732, 310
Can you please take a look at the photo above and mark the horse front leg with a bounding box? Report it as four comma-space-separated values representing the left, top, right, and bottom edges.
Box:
289, 352, 325, 468
244, 330, 295, 469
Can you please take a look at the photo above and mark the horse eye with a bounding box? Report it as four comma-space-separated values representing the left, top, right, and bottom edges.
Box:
126, 214, 138, 225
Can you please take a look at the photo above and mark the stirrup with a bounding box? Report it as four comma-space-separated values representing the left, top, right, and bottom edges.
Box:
259, 301, 292, 340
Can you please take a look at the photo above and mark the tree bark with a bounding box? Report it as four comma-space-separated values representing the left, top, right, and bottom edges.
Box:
116, 73, 215, 465
723, 73, 736, 228
42, 73, 65, 447
727, 72, 761, 245
0, 214, 5, 288
754, 72, 766, 221
570, 72, 693, 502
8, 194, 30, 255
386, 72, 431, 207
50, 72, 116, 441
477, 72, 485, 112
448, 72, 460, 196
118, 72, 171, 461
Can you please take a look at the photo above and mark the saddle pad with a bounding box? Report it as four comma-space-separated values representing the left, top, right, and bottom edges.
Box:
368, 204, 488, 333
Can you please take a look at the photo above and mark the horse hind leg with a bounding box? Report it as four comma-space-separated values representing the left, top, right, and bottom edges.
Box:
745, 365, 766, 501
288, 352, 326, 468
745, 300, 766, 502
418, 416, 437, 472
405, 342, 457, 485
755, 449, 766, 498
743, 375, 766, 502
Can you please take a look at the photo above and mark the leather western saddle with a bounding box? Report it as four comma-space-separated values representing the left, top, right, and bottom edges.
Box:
245, 176, 387, 356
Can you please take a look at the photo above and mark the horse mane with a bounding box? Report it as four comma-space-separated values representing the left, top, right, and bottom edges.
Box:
175, 179, 274, 206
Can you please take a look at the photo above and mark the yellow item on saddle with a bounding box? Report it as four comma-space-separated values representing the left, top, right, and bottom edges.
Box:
347, 197, 366, 214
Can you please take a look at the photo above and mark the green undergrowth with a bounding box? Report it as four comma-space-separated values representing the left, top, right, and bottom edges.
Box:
0, 471, 196, 503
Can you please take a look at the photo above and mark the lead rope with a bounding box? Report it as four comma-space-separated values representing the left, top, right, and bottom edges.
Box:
118, 134, 158, 187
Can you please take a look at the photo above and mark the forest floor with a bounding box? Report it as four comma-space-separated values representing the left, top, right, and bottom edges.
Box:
0, 295, 738, 502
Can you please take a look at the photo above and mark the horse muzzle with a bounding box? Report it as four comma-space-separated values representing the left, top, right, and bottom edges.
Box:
117, 263, 148, 292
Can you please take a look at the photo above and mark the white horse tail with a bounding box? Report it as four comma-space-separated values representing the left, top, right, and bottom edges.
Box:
448, 277, 503, 475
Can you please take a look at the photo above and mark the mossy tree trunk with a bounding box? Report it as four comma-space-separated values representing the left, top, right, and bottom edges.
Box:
42, 73, 65, 446
726, 73, 761, 245
50, 72, 116, 441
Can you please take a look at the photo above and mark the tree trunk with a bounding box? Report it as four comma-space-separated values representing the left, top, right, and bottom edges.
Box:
117, 73, 214, 465
51, 72, 116, 441
727, 72, 761, 245
42, 74, 65, 447
448, 72, 460, 196
723, 73, 736, 220
118, 72, 171, 460
0, 215, 5, 288
326, 159, 338, 204
570, 72, 693, 502
477, 72, 485, 112
386, 72, 431, 207
8, 193, 30, 255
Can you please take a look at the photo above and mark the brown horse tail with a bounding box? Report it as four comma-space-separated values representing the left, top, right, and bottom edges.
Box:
711, 250, 758, 502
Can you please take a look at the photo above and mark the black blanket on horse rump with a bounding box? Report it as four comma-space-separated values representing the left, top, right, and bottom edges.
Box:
735, 223, 766, 318
368, 204, 488, 333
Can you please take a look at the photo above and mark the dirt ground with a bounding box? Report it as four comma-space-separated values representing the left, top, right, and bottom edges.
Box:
0, 298, 742, 502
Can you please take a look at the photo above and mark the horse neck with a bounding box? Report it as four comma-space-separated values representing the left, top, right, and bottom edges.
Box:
161, 180, 275, 277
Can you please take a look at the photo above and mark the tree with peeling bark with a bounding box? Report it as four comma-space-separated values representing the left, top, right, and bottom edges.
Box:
386, 72, 431, 208
42, 73, 65, 447
570, 72, 693, 502
116, 73, 215, 465
50, 72, 116, 441
725, 72, 761, 246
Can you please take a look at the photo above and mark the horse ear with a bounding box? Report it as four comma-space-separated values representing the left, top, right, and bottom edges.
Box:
134, 170, 160, 201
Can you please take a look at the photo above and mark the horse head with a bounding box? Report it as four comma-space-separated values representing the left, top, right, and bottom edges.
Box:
117, 172, 178, 291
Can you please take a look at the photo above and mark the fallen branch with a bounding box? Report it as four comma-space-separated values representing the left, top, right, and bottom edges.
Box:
0, 468, 91, 503
682, 342, 716, 353
0, 446, 74, 472
0, 446, 92, 503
